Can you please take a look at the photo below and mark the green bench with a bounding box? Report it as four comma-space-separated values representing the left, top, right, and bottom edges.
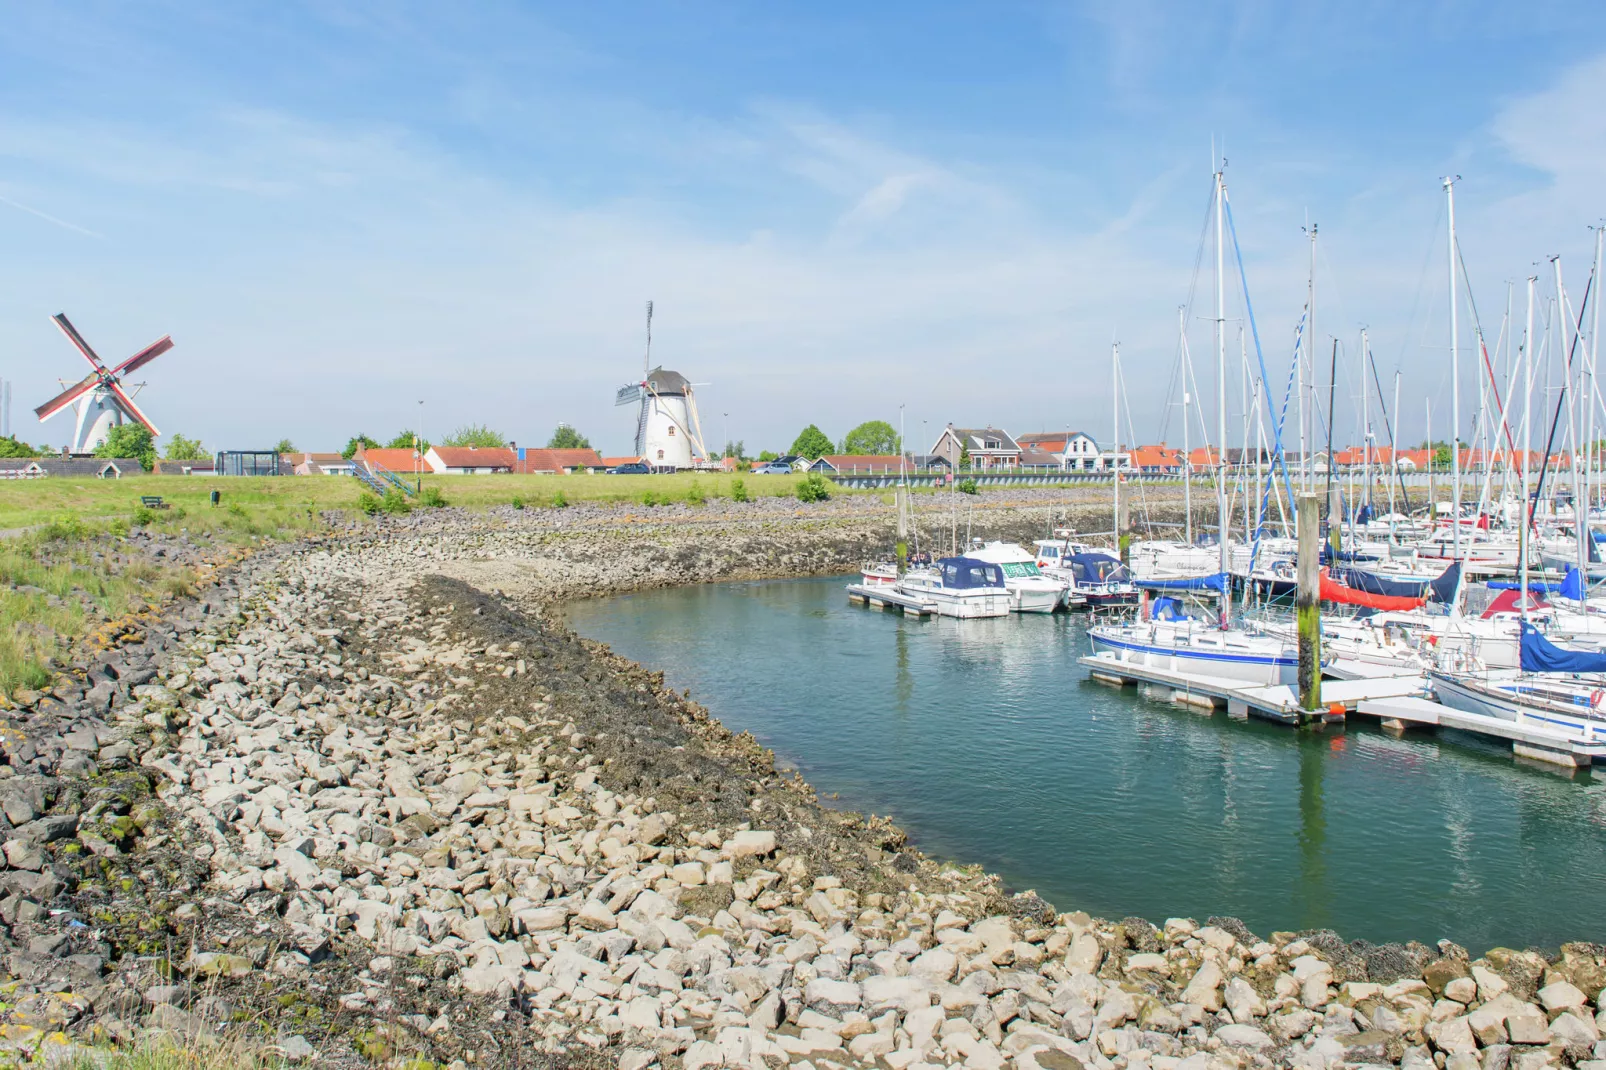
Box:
138, 495, 170, 510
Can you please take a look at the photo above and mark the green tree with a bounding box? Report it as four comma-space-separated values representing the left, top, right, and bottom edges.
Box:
722, 440, 746, 460
273, 438, 296, 454
387, 430, 430, 452
342, 433, 380, 459
96, 424, 155, 470
1434, 444, 1452, 469
164, 433, 208, 461
959, 443, 971, 470
443, 424, 506, 448
547, 424, 591, 450
841, 420, 900, 456
757, 450, 779, 462
789, 424, 833, 460
0, 436, 35, 459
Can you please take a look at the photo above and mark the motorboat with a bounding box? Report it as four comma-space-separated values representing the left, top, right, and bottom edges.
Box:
858, 563, 899, 587
1087, 598, 1302, 686
1429, 624, 1606, 749
1057, 551, 1138, 608
893, 556, 1011, 618
960, 540, 1070, 613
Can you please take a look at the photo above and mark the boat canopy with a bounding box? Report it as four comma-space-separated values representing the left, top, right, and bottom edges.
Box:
941, 557, 1007, 589
1519, 621, 1606, 674
1328, 566, 1429, 600
1134, 572, 1228, 593
1067, 553, 1128, 583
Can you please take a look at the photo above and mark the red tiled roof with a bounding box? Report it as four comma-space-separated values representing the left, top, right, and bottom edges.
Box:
1187, 446, 1220, 467
513, 448, 605, 473
429, 446, 516, 469
356, 447, 425, 471
600, 456, 642, 467
1129, 444, 1182, 469
817, 454, 908, 472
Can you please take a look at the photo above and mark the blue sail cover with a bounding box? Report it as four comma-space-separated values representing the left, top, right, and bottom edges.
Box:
1134, 572, 1228, 593
941, 557, 1007, 589
1488, 569, 1584, 597
1519, 621, 1606, 673
1330, 567, 1429, 599
1428, 562, 1461, 604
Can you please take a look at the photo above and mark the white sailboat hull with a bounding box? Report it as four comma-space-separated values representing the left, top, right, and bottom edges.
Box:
1088, 623, 1299, 686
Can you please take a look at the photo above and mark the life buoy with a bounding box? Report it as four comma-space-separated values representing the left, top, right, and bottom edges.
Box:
1591, 689, 1605, 710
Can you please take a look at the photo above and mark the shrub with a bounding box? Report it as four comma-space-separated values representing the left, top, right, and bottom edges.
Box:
511, 497, 525, 510
419, 485, 447, 508
381, 490, 413, 515
228, 502, 248, 518
957, 478, 979, 495
685, 479, 705, 505
730, 478, 750, 503
640, 490, 661, 507
551, 489, 568, 508
41, 515, 88, 542
358, 493, 382, 515
796, 474, 831, 503
132, 506, 156, 527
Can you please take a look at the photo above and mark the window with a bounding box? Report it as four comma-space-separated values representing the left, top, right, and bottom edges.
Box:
657, 449, 665, 459
1000, 561, 1042, 578
667, 426, 675, 436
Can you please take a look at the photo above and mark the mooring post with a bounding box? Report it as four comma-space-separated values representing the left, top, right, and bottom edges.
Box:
1327, 483, 1342, 559
1117, 489, 1130, 564
1297, 494, 1322, 719
895, 488, 909, 572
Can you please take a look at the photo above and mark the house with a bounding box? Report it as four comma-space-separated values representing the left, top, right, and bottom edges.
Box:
929, 425, 1021, 470
512, 448, 607, 474
1128, 445, 1183, 473
908, 454, 951, 470
424, 446, 516, 475
0, 457, 142, 478
355, 447, 427, 475
810, 454, 911, 474
1015, 431, 1101, 470
1017, 448, 1063, 470
153, 458, 217, 476
601, 456, 644, 468
1187, 446, 1221, 469
285, 452, 354, 476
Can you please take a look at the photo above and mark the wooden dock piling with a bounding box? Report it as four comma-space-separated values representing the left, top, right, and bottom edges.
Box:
1297, 493, 1322, 719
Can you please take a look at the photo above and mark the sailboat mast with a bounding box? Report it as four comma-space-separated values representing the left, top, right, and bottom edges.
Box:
1112, 342, 1120, 552
1181, 306, 1192, 544
1361, 328, 1372, 514
1520, 274, 1535, 615
1557, 256, 1587, 586
1391, 369, 1401, 521
1445, 177, 1462, 564
1216, 169, 1229, 580
1591, 226, 1603, 515
1304, 225, 1317, 492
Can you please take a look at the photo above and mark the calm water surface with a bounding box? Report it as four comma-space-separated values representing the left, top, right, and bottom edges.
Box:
566, 576, 1606, 952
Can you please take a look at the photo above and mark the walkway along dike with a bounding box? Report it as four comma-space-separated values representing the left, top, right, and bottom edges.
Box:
0, 497, 1600, 1068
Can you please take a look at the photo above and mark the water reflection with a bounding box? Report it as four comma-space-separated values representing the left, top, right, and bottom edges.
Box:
568, 575, 1606, 952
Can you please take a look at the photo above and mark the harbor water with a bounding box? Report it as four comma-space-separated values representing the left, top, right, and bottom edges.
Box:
566, 575, 1606, 953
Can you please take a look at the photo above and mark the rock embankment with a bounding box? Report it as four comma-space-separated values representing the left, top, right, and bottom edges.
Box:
0, 501, 1599, 1070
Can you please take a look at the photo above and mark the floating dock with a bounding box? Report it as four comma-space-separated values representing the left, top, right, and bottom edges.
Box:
846, 584, 937, 617
1079, 651, 1603, 768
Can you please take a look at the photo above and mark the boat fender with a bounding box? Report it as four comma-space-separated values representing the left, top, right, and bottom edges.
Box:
1591, 689, 1605, 710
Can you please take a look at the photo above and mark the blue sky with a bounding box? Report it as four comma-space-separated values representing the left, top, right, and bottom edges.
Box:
3, 2, 1606, 457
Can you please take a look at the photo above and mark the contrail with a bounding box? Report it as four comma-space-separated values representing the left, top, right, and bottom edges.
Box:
0, 193, 102, 238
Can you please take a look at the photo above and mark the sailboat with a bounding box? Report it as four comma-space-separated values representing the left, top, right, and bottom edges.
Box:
1088, 165, 1301, 687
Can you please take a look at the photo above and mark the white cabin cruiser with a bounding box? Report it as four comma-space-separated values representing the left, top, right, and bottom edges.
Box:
1087, 594, 1301, 686
894, 556, 1011, 618
963, 540, 1071, 613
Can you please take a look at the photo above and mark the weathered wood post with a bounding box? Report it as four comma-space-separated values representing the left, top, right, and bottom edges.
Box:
1297, 493, 1322, 718
1117, 482, 1130, 565
1327, 483, 1342, 558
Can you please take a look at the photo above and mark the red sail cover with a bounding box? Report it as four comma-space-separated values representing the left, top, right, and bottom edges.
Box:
1318, 568, 1427, 611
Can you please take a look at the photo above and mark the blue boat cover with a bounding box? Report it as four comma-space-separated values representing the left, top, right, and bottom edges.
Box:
1330, 567, 1429, 599
1068, 553, 1128, 583
1428, 562, 1461, 604
1149, 596, 1188, 621
941, 557, 1006, 589
1488, 569, 1584, 598
1519, 621, 1606, 673
1134, 572, 1228, 593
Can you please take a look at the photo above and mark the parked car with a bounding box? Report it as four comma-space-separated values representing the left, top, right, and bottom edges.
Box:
607, 462, 653, 474
752, 462, 794, 474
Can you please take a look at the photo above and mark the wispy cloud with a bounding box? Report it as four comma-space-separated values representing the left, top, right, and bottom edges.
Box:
0, 192, 101, 238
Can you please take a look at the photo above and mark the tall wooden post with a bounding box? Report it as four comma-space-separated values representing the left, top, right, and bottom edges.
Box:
1297, 494, 1322, 717
895, 488, 908, 572
1327, 482, 1342, 558
1117, 484, 1130, 564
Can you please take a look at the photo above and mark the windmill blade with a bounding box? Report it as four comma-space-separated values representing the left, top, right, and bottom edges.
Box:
34, 372, 101, 421
110, 335, 174, 377
52, 313, 108, 370
106, 379, 160, 437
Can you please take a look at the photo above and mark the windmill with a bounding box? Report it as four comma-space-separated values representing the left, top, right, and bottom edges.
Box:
34, 313, 173, 454
614, 301, 713, 468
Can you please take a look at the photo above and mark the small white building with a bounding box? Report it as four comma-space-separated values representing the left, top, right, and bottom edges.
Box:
425, 446, 515, 475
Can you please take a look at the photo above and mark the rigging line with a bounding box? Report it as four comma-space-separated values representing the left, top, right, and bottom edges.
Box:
1530, 269, 1595, 523
1253, 310, 1305, 550
1455, 237, 1519, 457
1397, 195, 1448, 369
1365, 344, 1413, 513
1222, 192, 1297, 523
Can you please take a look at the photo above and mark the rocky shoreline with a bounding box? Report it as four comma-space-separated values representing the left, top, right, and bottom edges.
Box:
0, 498, 1601, 1070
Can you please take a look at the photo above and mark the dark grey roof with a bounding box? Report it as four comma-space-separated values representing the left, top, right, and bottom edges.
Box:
951, 427, 1020, 452
0, 457, 142, 477
645, 367, 690, 396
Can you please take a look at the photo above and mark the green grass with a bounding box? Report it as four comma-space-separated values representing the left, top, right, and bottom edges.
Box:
0, 471, 823, 530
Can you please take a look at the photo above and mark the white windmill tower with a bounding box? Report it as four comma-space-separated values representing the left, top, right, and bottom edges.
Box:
615, 301, 712, 469
34, 313, 173, 454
